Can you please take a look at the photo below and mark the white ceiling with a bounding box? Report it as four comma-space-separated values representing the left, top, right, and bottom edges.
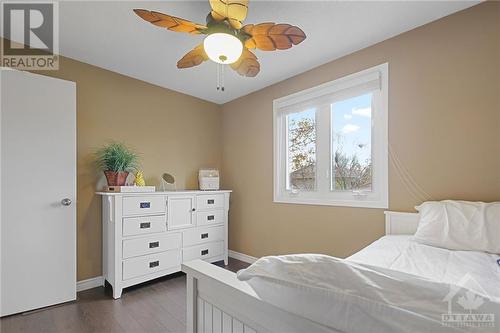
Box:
22, 1, 482, 103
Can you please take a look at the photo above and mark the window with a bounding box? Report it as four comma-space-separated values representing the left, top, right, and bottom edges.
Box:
274, 63, 388, 208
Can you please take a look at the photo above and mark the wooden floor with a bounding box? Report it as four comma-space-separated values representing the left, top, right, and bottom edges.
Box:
0, 259, 249, 333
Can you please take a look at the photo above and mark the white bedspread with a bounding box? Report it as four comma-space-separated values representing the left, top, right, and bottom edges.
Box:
348, 236, 500, 300
237, 237, 500, 333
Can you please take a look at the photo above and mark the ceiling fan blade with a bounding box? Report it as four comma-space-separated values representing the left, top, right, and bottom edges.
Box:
230, 48, 260, 77
209, 0, 248, 29
133, 9, 207, 34
243, 23, 306, 51
177, 44, 209, 69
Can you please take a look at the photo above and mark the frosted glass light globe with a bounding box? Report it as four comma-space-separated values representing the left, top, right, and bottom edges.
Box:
203, 33, 243, 64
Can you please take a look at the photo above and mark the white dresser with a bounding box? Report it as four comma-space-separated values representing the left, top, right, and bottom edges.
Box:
98, 190, 231, 298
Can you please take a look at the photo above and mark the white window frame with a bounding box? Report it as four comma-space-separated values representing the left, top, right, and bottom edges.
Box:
273, 63, 388, 208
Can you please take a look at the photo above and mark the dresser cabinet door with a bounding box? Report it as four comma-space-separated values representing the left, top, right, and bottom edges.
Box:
167, 195, 195, 230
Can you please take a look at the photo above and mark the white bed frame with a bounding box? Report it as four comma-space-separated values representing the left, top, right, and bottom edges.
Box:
181, 211, 419, 333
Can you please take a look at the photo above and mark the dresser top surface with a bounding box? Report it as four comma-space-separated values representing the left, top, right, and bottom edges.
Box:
96, 189, 232, 196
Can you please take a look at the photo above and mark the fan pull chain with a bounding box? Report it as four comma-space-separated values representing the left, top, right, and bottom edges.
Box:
216, 64, 220, 91
221, 65, 225, 92
216, 64, 225, 92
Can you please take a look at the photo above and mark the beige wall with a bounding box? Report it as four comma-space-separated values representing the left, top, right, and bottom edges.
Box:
221, 2, 500, 258
37, 57, 222, 280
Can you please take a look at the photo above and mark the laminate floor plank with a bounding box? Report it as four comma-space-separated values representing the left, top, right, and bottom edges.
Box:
119, 288, 172, 333
49, 302, 91, 333
80, 289, 144, 333
147, 285, 187, 324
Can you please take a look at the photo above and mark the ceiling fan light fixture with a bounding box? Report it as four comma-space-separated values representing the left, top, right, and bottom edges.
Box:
203, 33, 243, 64
134, 1, 307, 78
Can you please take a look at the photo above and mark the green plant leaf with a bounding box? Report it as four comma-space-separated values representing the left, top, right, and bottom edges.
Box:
95, 142, 139, 172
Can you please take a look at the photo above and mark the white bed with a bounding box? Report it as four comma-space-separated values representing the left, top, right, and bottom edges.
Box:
182, 212, 500, 333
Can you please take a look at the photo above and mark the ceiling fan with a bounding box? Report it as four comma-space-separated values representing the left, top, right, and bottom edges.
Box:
133, 0, 306, 84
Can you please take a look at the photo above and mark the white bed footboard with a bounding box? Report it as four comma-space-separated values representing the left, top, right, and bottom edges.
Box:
182, 260, 339, 333
384, 211, 419, 235
182, 211, 418, 332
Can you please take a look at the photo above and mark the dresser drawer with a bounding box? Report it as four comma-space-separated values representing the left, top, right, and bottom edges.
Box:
183, 241, 224, 262
122, 233, 181, 259
182, 225, 224, 247
122, 196, 165, 216
122, 215, 166, 237
122, 250, 180, 280
196, 194, 224, 211
196, 210, 224, 226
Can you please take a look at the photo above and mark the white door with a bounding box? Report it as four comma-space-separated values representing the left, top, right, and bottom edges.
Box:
167, 195, 195, 230
0, 69, 76, 316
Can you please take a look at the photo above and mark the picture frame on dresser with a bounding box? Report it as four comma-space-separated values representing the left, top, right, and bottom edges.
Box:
97, 190, 231, 299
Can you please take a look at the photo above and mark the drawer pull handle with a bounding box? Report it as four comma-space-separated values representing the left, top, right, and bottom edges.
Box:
149, 261, 159, 268
140, 222, 151, 229
149, 241, 159, 248
207, 215, 215, 221
207, 199, 215, 204
201, 233, 209, 239
140, 202, 151, 209
201, 249, 209, 256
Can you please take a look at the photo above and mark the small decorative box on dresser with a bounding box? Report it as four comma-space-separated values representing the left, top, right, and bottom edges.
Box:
97, 190, 231, 299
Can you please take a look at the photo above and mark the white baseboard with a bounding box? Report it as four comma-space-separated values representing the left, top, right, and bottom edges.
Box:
228, 250, 258, 264
77, 276, 104, 292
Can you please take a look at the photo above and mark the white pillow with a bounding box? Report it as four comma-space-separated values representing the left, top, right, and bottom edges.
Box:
413, 200, 500, 254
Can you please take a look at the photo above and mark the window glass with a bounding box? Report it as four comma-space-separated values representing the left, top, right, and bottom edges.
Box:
287, 109, 316, 191
331, 93, 372, 191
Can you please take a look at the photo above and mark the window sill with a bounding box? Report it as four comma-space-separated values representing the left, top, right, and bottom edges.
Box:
273, 196, 388, 209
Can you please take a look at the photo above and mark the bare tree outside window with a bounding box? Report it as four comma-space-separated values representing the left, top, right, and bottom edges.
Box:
286, 118, 372, 192
332, 133, 372, 191
287, 112, 316, 191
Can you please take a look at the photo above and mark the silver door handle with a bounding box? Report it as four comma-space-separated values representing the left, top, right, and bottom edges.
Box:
61, 198, 72, 206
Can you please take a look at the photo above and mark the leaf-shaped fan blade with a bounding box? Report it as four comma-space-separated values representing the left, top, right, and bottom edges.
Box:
133, 9, 207, 34
209, 0, 248, 29
177, 44, 208, 69
230, 48, 260, 77
243, 23, 306, 51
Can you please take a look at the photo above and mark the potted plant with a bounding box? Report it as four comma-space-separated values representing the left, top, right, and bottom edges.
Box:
96, 142, 139, 186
